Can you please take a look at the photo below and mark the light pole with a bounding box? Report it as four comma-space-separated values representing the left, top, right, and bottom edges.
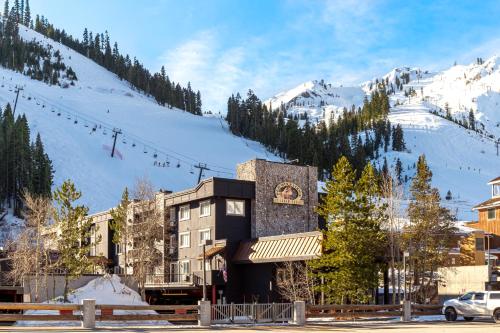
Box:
403, 251, 409, 301
486, 234, 493, 281
201, 239, 212, 301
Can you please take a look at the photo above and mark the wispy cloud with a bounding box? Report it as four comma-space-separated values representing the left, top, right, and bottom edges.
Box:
159, 1, 500, 112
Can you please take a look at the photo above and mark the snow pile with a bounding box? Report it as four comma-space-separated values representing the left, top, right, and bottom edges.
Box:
16, 274, 171, 327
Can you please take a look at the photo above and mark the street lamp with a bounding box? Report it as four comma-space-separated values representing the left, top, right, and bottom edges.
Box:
403, 251, 410, 302
486, 234, 493, 281
201, 239, 213, 301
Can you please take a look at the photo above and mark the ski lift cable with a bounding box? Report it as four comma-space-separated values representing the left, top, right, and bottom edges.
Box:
24, 89, 236, 176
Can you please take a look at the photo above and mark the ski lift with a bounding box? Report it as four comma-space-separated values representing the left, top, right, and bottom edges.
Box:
132, 142, 136, 147
153, 151, 158, 159
67, 114, 71, 120
165, 157, 170, 167
92, 125, 97, 132
57, 112, 61, 116
84, 122, 89, 128
189, 166, 194, 174
51, 108, 55, 113
103, 129, 107, 135
74, 118, 78, 124
176, 160, 181, 168
42, 104, 45, 108
122, 138, 127, 144
143, 146, 148, 154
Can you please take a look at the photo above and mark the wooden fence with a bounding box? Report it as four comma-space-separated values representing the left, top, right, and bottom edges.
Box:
0, 302, 199, 323
306, 303, 442, 319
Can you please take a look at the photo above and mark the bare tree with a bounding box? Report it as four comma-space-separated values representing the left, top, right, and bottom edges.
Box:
275, 261, 316, 304
8, 192, 52, 302
380, 174, 405, 304
128, 177, 163, 300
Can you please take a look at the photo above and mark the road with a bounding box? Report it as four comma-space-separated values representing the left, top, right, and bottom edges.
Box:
0, 320, 499, 332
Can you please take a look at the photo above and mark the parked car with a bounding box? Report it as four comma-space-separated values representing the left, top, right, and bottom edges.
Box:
443, 291, 500, 323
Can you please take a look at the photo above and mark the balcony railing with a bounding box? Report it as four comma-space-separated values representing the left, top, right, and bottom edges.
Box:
145, 273, 201, 287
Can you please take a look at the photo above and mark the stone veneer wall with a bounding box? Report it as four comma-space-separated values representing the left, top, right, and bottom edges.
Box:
237, 159, 318, 238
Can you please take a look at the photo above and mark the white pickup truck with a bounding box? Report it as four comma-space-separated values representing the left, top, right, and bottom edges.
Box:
443, 291, 500, 323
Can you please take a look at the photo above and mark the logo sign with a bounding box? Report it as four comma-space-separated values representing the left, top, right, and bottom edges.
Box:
273, 182, 304, 205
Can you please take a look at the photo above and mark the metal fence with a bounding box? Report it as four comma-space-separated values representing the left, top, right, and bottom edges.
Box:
211, 303, 293, 324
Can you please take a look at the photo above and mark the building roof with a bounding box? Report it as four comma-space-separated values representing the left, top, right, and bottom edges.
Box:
197, 245, 225, 259
488, 176, 500, 185
232, 231, 322, 264
162, 177, 255, 206
472, 196, 500, 210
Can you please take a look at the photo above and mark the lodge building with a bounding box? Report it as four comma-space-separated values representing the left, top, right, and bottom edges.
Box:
468, 176, 500, 267
87, 159, 322, 304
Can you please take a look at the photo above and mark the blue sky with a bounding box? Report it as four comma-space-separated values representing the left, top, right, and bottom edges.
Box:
30, 0, 500, 112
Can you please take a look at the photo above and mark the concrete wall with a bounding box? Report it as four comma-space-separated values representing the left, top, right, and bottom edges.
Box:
438, 265, 489, 301
237, 159, 318, 238
22, 274, 138, 302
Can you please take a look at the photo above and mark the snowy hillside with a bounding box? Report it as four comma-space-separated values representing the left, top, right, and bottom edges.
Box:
379, 58, 500, 220
265, 57, 500, 220
265, 80, 365, 125
0, 26, 277, 213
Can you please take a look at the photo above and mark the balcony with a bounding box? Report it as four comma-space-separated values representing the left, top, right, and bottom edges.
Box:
145, 273, 202, 288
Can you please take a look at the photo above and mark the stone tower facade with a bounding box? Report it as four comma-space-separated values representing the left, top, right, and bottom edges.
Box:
236, 159, 318, 238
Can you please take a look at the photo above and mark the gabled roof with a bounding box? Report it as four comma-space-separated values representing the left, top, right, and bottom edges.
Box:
232, 231, 322, 264
472, 196, 500, 210
488, 176, 500, 185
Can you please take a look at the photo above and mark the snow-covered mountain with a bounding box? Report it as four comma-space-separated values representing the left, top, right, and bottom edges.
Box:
265, 80, 366, 125
265, 57, 500, 220
1, 26, 277, 213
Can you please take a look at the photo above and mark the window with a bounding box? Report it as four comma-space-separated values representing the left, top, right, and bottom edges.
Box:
488, 209, 496, 220
475, 237, 485, 251
200, 201, 211, 217
198, 259, 211, 271
474, 293, 485, 300
179, 205, 190, 221
179, 232, 190, 248
490, 293, 500, 299
199, 229, 211, 245
179, 260, 190, 275
116, 243, 121, 254
459, 292, 473, 301
226, 199, 245, 216
493, 184, 500, 197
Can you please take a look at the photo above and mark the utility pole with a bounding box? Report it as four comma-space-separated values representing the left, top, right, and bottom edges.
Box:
194, 163, 210, 184
12, 86, 23, 117
110, 128, 122, 158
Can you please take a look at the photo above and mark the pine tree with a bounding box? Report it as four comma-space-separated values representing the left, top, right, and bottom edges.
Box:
310, 157, 386, 303
392, 124, 405, 151
3, 0, 9, 19
468, 109, 475, 131
53, 180, 98, 302
403, 155, 456, 303
23, 0, 29, 26
394, 158, 403, 184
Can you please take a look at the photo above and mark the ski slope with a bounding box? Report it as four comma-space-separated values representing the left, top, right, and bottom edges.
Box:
265, 58, 500, 220
0, 26, 277, 213
384, 102, 498, 220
